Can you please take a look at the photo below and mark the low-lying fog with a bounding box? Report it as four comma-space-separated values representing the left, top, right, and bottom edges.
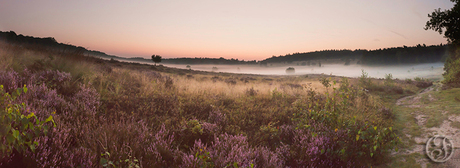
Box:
162, 62, 444, 80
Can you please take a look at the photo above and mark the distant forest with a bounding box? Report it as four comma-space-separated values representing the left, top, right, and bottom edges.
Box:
261, 44, 448, 65
162, 57, 257, 65
0, 31, 449, 65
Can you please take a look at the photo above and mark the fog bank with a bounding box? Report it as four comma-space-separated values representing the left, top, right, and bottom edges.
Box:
163, 62, 444, 80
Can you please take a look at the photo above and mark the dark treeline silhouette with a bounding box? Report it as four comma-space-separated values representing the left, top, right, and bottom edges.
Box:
0, 30, 449, 65
0, 31, 124, 60
95, 56, 259, 65
0, 31, 58, 46
162, 57, 258, 65
261, 49, 366, 64
261, 44, 449, 65
0, 31, 88, 56
362, 44, 448, 65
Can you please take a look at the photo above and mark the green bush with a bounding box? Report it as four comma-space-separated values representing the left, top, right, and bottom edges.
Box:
292, 83, 399, 165
443, 52, 460, 87
359, 70, 372, 89
0, 85, 55, 157
384, 74, 394, 86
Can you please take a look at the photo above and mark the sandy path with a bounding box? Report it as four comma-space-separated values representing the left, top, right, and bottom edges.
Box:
394, 84, 460, 168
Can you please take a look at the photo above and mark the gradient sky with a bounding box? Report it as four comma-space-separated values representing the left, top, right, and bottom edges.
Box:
0, 0, 455, 60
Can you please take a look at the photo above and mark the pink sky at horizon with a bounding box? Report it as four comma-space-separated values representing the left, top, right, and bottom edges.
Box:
0, 0, 455, 61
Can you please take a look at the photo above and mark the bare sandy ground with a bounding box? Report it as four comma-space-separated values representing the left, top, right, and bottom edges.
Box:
395, 84, 460, 168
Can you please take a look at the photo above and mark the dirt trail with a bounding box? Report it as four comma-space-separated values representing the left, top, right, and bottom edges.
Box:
393, 83, 460, 168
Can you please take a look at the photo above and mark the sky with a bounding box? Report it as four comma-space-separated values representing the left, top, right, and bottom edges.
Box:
0, 0, 455, 60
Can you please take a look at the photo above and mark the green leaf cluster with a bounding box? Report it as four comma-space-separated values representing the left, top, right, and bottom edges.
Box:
0, 85, 55, 158
100, 150, 140, 168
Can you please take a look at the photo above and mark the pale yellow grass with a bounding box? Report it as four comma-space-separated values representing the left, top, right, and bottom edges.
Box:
113, 67, 329, 99
173, 74, 328, 98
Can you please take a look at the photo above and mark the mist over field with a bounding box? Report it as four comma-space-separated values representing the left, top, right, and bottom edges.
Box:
158, 62, 445, 80
2, 0, 460, 166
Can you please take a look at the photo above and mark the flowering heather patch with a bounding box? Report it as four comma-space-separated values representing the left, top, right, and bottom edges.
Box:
0, 69, 101, 166
23, 83, 67, 118
207, 109, 226, 126
252, 146, 283, 168
0, 47, 406, 167
23, 69, 72, 89
68, 83, 100, 116
185, 133, 285, 168
290, 128, 347, 167
189, 133, 255, 167
144, 124, 183, 167
201, 122, 219, 136
0, 70, 22, 93
25, 123, 97, 167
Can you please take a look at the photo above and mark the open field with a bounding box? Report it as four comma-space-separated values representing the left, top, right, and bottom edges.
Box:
0, 41, 447, 167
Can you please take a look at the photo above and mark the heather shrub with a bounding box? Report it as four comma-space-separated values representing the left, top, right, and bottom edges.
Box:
22, 83, 67, 117
91, 120, 153, 167
184, 133, 286, 168
26, 120, 97, 167
286, 127, 349, 167
145, 125, 183, 167
207, 109, 226, 127
0, 71, 22, 94
177, 119, 204, 150
189, 134, 255, 167
252, 146, 283, 168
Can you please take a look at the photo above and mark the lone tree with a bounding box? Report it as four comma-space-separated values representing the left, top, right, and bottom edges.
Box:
151, 55, 162, 66
425, 0, 460, 87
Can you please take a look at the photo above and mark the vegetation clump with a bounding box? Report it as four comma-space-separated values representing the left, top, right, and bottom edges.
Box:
285, 67, 295, 74
151, 55, 162, 66
425, 0, 460, 87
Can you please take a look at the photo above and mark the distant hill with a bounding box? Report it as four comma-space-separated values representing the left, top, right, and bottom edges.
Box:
0, 31, 259, 65
0, 31, 449, 65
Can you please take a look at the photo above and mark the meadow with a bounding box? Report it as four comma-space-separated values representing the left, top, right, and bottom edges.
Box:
0, 41, 434, 167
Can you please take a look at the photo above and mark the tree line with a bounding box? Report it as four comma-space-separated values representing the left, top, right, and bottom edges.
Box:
260, 44, 449, 65
0, 31, 87, 55
161, 57, 258, 65
0, 30, 450, 66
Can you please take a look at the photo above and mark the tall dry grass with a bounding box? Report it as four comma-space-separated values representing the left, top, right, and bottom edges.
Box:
0, 42, 412, 167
